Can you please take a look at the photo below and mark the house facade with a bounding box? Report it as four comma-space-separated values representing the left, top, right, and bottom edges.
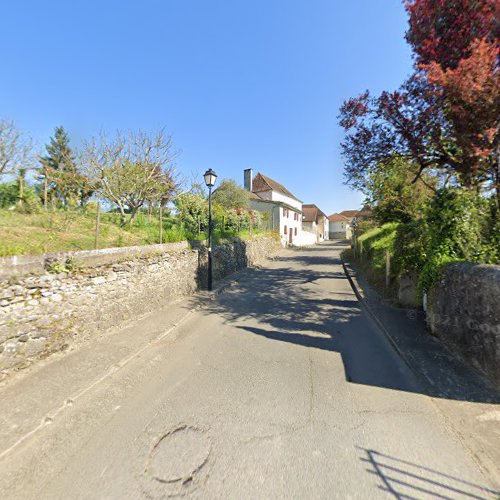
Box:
244, 169, 303, 246
328, 213, 351, 239
329, 208, 373, 239
302, 204, 329, 243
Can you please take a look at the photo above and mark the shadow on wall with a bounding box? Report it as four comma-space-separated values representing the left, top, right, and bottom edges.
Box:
358, 447, 499, 499
197, 239, 249, 290
195, 240, 500, 404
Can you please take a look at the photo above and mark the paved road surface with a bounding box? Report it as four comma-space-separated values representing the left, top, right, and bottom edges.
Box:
0, 242, 498, 499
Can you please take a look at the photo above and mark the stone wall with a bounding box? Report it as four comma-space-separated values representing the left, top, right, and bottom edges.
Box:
0, 237, 280, 376
198, 236, 281, 288
427, 263, 500, 386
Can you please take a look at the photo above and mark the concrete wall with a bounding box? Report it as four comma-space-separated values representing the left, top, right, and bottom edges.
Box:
329, 221, 348, 240
0, 237, 280, 376
296, 230, 317, 246
427, 263, 500, 386
329, 231, 347, 239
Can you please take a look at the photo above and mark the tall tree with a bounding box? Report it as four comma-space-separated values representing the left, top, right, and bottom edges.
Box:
212, 179, 249, 209
340, 0, 499, 204
39, 126, 81, 207
366, 156, 436, 224
338, 75, 450, 192
404, 0, 497, 69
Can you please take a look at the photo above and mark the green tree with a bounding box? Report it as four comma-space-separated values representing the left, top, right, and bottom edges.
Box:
212, 179, 249, 210
81, 129, 178, 225
174, 191, 207, 234
367, 156, 436, 224
40, 126, 85, 208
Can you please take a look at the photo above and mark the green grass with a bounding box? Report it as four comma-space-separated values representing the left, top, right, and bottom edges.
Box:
357, 223, 399, 272
0, 210, 186, 257
349, 223, 400, 299
0, 209, 276, 257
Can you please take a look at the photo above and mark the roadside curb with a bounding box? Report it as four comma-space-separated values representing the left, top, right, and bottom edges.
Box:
340, 252, 430, 390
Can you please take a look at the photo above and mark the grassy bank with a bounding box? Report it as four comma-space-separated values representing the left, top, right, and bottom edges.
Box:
0, 209, 274, 257
347, 223, 400, 299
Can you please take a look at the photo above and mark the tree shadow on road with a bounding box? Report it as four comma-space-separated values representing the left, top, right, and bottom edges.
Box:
195, 243, 500, 404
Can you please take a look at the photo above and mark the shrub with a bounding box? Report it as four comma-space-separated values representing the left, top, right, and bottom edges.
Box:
416, 188, 497, 292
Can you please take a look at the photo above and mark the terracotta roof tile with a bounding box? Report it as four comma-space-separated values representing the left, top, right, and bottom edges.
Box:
302, 204, 326, 222
328, 213, 350, 222
252, 173, 302, 203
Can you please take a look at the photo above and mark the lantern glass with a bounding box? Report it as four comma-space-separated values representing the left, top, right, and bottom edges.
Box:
203, 169, 217, 188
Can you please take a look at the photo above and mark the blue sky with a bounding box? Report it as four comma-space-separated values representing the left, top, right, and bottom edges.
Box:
1, 0, 413, 214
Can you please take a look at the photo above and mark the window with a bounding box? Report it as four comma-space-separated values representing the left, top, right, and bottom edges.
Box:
294, 227, 297, 236
284, 225, 287, 235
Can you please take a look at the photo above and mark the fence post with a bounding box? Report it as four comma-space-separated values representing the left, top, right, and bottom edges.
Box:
94, 199, 101, 250
385, 249, 391, 288
360, 241, 363, 260
159, 205, 163, 244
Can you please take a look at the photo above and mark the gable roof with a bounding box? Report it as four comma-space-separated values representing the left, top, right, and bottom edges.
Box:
252, 172, 302, 203
328, 213, 350, 222
302, 204, 326, 222
339, 210, 361, 219
339, 209, 373, 221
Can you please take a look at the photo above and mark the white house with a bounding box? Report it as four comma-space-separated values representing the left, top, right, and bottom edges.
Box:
328, 208, 373, 239
302, 204, 329, 243
328, 213, 351, 239
244, 169, 303, 246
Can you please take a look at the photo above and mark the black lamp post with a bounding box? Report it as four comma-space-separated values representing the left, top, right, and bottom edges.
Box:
203, 168, 218, 290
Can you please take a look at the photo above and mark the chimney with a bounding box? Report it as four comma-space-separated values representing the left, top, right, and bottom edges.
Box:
244, 168, 253, 192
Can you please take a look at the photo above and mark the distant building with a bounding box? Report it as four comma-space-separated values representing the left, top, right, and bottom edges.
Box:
244, 169, 302, 246
329, 207, 373, 239
302, 204, 329, 243
328, 213, 351, 239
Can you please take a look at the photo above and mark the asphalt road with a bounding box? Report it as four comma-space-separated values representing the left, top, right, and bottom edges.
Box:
0, 241, 497, 499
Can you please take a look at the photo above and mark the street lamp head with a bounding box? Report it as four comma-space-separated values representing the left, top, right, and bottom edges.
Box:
203, 168, 218, 188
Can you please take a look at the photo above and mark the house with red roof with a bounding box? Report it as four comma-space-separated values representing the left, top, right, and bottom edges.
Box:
302, 204, 329, 243
243, 169, 303, 246
329, 207, 372, 239
328, 213, 351, 239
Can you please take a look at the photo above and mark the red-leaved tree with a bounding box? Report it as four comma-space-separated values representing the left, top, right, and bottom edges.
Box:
340, 0, 499, 206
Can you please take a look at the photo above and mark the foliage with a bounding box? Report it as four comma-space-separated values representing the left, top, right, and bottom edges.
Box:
354, 187, 499, 296
404, 0, 497, 70
174, 191, 208, 235
81, 129, 178, 225
46, 257, 81, 274
39, 126, 91, 208
341, 0, 500, 301
339, 0, 499, 204
366, 156, 436, 223
0, 182, 41, 213
357, 223, 399, 273
392, 218, 430, 277
425, 38, 499, 193
338, 75, 449, 194
0, 182, 19, 208
418, 188, 499, 290
212, 179, 249, 210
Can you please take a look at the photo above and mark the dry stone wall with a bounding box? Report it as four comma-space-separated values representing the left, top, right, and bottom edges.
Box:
427, 263, 500, 386
0, 237, 280, 377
